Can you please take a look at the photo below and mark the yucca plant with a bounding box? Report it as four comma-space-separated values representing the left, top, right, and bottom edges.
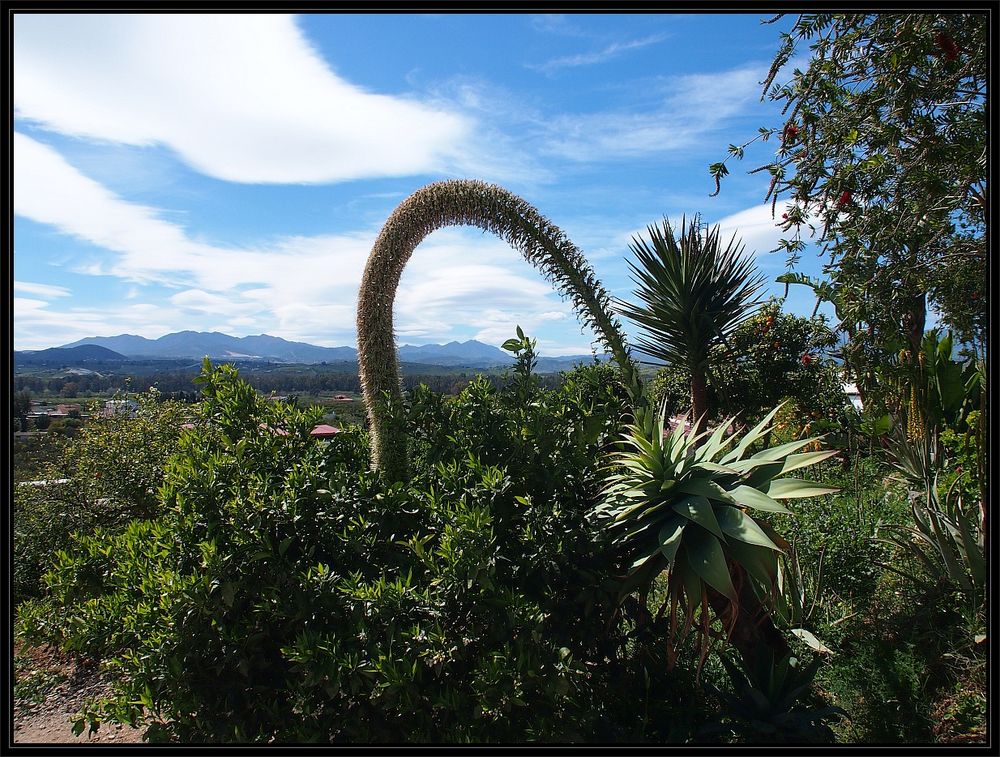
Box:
616, 216, 766, 432
591, 402, 839, 672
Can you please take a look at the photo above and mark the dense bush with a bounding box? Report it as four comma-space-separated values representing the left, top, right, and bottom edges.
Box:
13, 389, 188, 602
648, 300, 845, 429
20, 360, 660, 742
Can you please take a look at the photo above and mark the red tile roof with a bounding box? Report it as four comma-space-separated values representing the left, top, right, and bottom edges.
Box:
310, 424, 341, 437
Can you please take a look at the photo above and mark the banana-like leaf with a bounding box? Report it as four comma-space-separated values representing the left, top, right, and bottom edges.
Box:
685, 529, 738, 601
673, 494, 727, 540
658, 515, 687, 565
716, 506, 783, 551
730, 484, 792, 513
764, 478, 840, 499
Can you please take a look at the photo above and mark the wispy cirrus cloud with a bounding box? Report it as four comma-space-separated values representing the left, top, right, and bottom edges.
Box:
540, 62, 765, 161
13, 281, 72, 299
526, 33, 670, 75
14, 14, 480, 184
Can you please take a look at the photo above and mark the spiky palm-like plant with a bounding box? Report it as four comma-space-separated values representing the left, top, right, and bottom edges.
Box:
591, 402, 839, 672
616, 216, 766, 431
357, 179, 641, 482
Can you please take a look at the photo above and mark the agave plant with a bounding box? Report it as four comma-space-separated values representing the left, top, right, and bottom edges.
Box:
591, 402, 839, 670
880, 431, 985, 607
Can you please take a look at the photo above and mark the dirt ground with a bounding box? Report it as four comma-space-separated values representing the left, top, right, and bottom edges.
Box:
13, 643, 147, 745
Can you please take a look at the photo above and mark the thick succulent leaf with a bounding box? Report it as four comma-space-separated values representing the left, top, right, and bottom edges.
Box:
716, 506, 783, 551
756, 519, 792, 552
695, 415, 739, 462
725, 539, 779, 588
692, 460, 742, 476
684, 530, 738, 601
658, 515, 687, 565
748, 437, 819, 462
679, 556, 704, 604
743, 461, 788, 490
628, 543, 664, 574
676, 477, 737, 504
764, 478, 840, 499
672, 494, 727, 540
778, 448, 841, 475
720, 403, 785, 464
956, 512, 986, 585
729, 484, 792, 513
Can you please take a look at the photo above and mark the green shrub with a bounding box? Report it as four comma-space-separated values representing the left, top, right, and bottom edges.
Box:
20, 360, 637, 742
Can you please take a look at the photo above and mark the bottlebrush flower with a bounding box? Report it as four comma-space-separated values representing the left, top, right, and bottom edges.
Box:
935, 31, 959, 61
837, 190, 852, 207
800, 353, 813, 365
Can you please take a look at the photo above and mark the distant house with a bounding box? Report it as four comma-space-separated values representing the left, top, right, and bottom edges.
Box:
102, 399, 139, 418
333, 394, 352, 401
843, 382, 863, 412
310, 424, 341, 439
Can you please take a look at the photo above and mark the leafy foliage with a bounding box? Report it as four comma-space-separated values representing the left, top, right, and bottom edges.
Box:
19, 359, 642, 742
591, 402, 839, 670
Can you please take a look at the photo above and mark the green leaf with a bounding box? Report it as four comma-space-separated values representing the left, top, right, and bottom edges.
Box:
672, 494, 726, 540
716, 506, 783, 551
676, 477, 736, 504
764, 478, 839, 499
721, 404, 785, 464
726, 539, 778, 588
501, 339, 521, 352
730, 484, 791, 513
658, 515, 687, 565
684, 530, 737, 601
779, 448, 841, 475
748, 437, 817, 462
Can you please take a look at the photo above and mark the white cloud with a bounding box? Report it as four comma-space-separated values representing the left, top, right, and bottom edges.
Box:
527, 33, 669, 74
14, 14, 474, 184
541, 63, 764, 161
712, 202, 817, 266
14, 134, 588, 350
13, 280, 71, 298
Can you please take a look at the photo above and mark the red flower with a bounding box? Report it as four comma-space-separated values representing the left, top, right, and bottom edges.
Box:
783, 123, 799, 142
935, 32, 959, 61
782, 212, 788, 220
837, 190, 852, 207
800, 353, 813, 366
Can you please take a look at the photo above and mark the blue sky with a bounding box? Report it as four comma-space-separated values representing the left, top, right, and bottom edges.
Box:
14, 12, 834, 356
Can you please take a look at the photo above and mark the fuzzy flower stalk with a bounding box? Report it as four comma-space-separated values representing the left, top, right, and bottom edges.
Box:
357, 179, 642, 482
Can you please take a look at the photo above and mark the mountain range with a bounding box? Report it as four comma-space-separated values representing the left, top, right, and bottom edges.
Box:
22, 331, 608, 371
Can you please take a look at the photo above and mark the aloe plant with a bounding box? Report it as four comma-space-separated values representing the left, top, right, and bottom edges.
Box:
591, 402, 839, 672
702, 649, 846, 743
357, 179, 641, 482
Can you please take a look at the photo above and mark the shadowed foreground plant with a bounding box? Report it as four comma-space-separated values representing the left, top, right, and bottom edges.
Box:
591, 402, 839, 673
357, 179, 641, 482
701, 649, 846, 743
